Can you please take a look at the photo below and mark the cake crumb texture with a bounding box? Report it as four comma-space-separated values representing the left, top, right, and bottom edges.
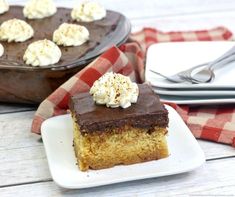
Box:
72, 114, 169, 171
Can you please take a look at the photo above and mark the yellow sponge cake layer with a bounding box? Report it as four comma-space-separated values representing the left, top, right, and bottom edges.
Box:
72, 113, 168, 171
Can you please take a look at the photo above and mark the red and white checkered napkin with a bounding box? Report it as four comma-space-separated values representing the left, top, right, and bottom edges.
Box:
32, 26, 235, 147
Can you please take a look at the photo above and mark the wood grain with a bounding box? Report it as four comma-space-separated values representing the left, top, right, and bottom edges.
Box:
0, 111, 234, 187
0, 111, 51, 186
0, 158, 235, 196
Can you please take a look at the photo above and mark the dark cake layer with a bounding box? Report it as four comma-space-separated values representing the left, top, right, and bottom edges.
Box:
0, 6, 120, 68
69, 84, 169, 133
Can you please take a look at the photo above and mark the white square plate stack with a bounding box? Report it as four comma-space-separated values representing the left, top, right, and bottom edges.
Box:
145, 41, 235, 104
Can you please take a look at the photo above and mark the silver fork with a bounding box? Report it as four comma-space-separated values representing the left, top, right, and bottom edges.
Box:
181, 53, 235, 83
185, 46, 235, 83
149, 63, 208, 83
150, 47, 235, 83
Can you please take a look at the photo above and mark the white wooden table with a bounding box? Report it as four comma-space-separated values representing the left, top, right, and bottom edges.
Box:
1, 1, 235, 196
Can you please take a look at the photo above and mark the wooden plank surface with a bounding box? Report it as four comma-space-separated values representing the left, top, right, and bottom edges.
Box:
0, 112, 51, 187
0, 158, 235, 196
0, 111, 234, 188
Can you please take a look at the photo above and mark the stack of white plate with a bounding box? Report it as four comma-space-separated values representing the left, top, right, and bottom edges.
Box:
145, 41, 235, 104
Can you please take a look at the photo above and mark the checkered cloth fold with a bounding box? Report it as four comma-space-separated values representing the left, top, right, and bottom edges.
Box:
32, 26, 235, 147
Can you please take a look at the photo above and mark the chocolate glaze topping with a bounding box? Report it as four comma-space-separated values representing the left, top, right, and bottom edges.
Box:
0, 6, 120, 68
69, 84, 169, 133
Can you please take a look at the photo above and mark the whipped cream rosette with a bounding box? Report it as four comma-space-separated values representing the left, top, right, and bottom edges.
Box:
23, 39, 61, 67
23, 0, 57, 19
0, 0, 9, 14
53, 23, 89, 46
0, 19, 34, 42
71, 1, 106, 22
90, 72, 139, 108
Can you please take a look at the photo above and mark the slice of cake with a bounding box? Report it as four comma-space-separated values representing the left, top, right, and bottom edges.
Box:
69, 73, 169, 171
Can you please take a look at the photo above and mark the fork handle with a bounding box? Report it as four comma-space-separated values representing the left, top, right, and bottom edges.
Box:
208, 46, 235, 69
209, 53, 235, 71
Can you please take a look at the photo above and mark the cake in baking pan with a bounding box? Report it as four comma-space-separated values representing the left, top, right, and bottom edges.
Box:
0, 1, 130, 103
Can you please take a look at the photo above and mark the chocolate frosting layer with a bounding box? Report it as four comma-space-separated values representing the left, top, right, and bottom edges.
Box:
0, 6, 120, 68
69, 84, 169, 133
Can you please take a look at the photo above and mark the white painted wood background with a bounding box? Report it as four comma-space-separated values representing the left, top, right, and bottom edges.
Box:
1, 0, 235, 196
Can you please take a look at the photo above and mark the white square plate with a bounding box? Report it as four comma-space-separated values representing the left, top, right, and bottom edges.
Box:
41, 105, 205, 189
145, 41, 235, 89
